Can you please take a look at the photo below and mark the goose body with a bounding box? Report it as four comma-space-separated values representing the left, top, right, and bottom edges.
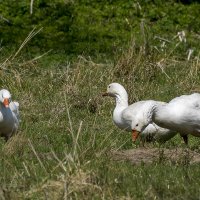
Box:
153, 93, 200, 137
131, 93, 200, 143
103, 83, 176, 143
0, 89, 20, 141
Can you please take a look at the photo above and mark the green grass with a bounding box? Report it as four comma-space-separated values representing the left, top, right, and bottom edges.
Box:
0, 32, 200, 199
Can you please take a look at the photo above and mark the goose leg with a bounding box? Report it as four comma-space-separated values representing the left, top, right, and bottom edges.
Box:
4, 135, 10, 142
2, 132, 11, 142
180, 134, 188, 145
139, 137, 145, 147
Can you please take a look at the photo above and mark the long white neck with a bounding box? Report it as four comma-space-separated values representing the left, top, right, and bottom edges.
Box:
113, 94, 129, 129
115, 94, 128, 108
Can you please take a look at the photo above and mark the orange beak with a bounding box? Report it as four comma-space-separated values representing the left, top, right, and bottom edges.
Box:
132, 129, 140, 142
3, 98, 9, 108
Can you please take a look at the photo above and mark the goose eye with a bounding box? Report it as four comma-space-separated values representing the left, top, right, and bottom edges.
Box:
136, 124, 139, 127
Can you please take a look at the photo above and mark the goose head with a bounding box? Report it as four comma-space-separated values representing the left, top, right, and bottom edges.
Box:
131, 119, 148, 141
132, 120, 146, 133
0, 89, 11, 108
131, 103, 155, 142
102, 83, 128, 103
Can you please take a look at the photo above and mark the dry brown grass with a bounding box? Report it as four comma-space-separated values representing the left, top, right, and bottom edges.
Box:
2, 132, 28, 157
111, 147, 200, 165
24, 169, 102, 199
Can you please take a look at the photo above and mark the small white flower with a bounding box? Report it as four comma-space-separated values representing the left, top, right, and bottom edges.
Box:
187, 49, 194, 61
177, 31, 186, 43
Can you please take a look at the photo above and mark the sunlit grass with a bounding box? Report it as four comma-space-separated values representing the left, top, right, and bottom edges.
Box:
0, 32, 200, 199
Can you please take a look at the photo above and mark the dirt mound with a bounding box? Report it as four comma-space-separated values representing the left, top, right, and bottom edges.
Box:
111, 148, 200, 165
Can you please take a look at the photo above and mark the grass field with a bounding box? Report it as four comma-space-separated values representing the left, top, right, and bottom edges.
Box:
0, 32, 200, 199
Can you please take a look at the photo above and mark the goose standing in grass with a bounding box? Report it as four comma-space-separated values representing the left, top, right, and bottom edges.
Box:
102, 83, 176, 143
130, 93, 200, 145
0, 89, 20, 141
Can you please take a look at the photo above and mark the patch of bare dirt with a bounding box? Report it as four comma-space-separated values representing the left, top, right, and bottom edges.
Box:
111, 148, 200, 165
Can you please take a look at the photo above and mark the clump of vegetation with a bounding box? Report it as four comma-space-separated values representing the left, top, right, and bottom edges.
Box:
0, 1, 200, 57
0, 0, 74, 52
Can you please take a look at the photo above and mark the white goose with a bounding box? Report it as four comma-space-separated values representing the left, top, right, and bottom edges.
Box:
103, 83, 176, 143
131, 92, 200, 144
0, 89, 20, 141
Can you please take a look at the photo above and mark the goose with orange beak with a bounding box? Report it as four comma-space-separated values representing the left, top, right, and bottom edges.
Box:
0, 89, 20, 141
102, 83, 177, 143
131, 92, 200, 145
